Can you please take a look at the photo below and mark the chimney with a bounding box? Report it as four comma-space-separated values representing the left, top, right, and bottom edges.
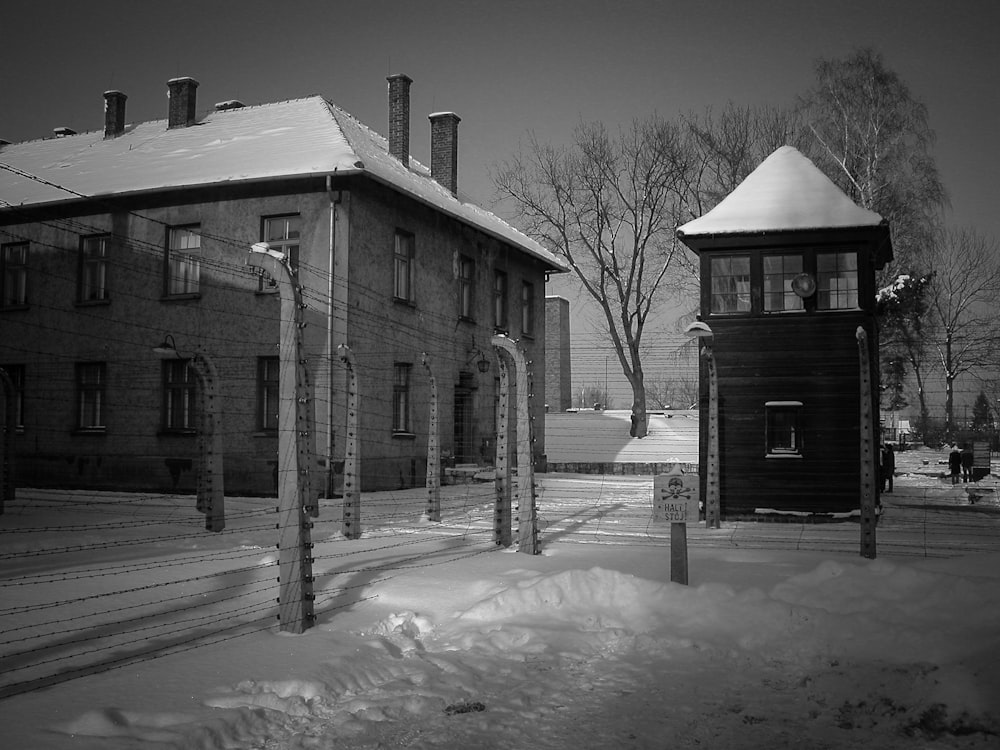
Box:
167, 77, 199, 129
429, 112, 461, 195
104, 90, 127, 138
386, 73, 412, 163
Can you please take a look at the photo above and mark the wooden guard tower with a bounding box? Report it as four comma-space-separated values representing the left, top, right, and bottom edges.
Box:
677, 146, 893, 519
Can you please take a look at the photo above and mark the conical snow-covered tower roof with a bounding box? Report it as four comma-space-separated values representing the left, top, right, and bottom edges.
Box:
677, 146, 886, 237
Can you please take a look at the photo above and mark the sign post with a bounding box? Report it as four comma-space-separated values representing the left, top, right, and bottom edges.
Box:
653, 464, 699, 585
973, 440, 990, 482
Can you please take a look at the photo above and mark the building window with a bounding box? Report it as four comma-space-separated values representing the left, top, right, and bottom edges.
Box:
259, 215, 301, 291
817, 251, 859, 310
710, 255, 751, 314
0, 364, 25, 429
392, 363, 412, 433
394, 231, 415, 302
1, 242, 28, 308
163, 359, 196, 432
258, 357, 279, 432
76, 362, 106, 431
763, 254, 804, 313
521, 280, 535, 336
79, 235, 110, 302
459, 255, 475, 320
766, 401, 803, 456
166, 225, 201, 296
493, 270, 508, 331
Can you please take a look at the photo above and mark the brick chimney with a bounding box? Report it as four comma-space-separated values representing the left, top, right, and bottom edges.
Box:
429, 112, 461, 195
386, 74, 412, 163
103, 90, 127, 138
167, 77, 199, 129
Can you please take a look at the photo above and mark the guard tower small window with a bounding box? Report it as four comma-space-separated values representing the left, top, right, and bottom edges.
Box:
766, 401, 802, 457
710, 255, 751, 314
763, 254, 804, 312
817, 251, 859, 310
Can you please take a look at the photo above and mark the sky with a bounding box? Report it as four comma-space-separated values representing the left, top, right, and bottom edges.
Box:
2, 0, 997, 402
1, 447, 999, 748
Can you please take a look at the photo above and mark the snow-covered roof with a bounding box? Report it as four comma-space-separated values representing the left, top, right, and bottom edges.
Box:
0, 96, 564, 271
677, 146, 886, 238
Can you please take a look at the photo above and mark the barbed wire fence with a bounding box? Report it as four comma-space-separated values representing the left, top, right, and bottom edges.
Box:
4, 466, 1000, 700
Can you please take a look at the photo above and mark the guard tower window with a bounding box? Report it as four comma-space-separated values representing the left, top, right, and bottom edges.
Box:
817, 251, 859, 310
766, 401, 802, 457
763, 254, 804, 312
710, 255, 751, 314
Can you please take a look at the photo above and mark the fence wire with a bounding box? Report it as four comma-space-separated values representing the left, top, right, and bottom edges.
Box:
2, 472, 998, 699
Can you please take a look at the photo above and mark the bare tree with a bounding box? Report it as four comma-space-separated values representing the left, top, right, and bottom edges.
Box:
494, 117, 695, 438
646, 371, 699, 411
682, 102, 805, 220
926, 228, 1000, 436
797, 48, 946, 273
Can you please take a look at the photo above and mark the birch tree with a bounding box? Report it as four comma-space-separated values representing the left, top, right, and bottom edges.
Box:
797, 48, 946, 272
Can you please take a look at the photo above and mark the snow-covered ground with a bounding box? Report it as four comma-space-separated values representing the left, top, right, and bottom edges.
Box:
1, 446, 999, 749
544, 409, 698, 465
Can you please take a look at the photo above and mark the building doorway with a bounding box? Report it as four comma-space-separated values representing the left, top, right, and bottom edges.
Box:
454, 377, 475, 463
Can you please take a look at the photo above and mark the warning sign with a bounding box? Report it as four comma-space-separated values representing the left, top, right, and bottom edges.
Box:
653, 472, 699, 523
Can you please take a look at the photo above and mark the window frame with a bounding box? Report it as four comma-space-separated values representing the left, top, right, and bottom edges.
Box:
162, 359, 197, 433
165, 224, 202, 297
75, 362, 107, 432
257, 356, 280, 433
78, 234, 110, 304
762, 253, 805, 313
258, 214, 301, 292
765, 400, 803, 458
0, 364, 25, 430
520, 280, 535, 337
393, 230, 415, 303
704, 247, 867, 318
493, 269, 509, 332
1, 241, 29, 309
709, 254, 752, 315
392, 362, 412, 434
816, 251, 860, 310
458, 254, 475, 321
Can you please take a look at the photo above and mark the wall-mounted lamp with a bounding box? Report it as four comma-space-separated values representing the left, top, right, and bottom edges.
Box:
152, 333, 181, 359
466, 337, 492, 373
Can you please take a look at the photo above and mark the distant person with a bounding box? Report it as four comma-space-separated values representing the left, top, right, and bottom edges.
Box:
881, 444, 895, 493
948, 445, 962, 485
961, 444, 974, 483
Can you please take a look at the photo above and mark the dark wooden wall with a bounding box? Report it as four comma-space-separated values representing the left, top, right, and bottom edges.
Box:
697, 312, 879, 517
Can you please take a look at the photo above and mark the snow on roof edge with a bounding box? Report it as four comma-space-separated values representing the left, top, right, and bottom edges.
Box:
677, 146, 886, 239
